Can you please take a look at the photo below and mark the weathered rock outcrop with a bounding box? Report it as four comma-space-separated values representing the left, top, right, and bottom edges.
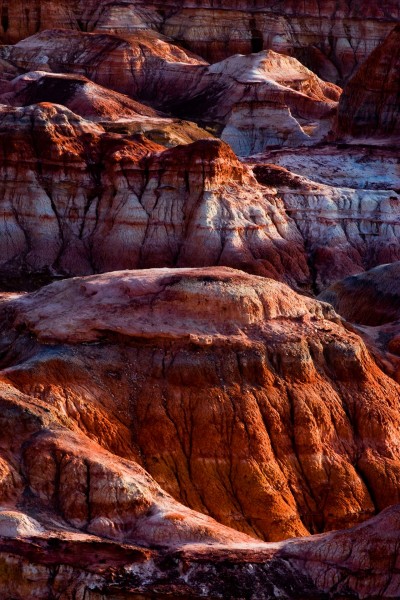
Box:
2, 503, 400, 598
337, 25, 400, 141
253, 145, 400, 290
0, 70, 213, 146
0, 3, 399, 598
3, 267, 400, 543
1, 96, 399, 291
0, 31, 340, 154
0, 374, 254, 583
0, 0, 399, 84
0, 29, 207, 101
2, 503, 400, 599
0, 103, 310, 288
171, 50, 341, 155
159, 0, 400, 83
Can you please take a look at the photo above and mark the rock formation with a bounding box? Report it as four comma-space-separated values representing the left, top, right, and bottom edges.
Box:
159, 0, 400, 83
0, 0, 399, 84
2, 267, 400, 544
2, 503, 400, 599
337, 25, 400, 141
0, 31, 340, 154
320, 262, 400, 326
0, 70, 213, 146
174, 50, 341, 155
0, 2, 399, 598
0, 91, 399, 291
252, 145, 400, 290
0, 103, 309, 288
0, 29, 207, 101
1, 71, 163, 120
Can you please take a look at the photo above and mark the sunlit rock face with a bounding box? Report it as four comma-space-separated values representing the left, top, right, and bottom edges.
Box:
0, 267, 400, 597
337, 25, 400, 142
3, 267, 400, 545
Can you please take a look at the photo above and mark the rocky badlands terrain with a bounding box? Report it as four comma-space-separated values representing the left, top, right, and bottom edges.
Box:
0, 1, 399, 599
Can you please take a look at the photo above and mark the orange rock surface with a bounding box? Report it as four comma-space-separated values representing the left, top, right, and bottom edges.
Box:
0, 3, 399, 598
2, 267, 400, 545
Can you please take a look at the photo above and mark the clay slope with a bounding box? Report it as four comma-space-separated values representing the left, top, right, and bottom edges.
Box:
0, 30, 340, 154
252, 145, 400, 290
337, 25, 400, 141
0, 102, 309, 288
2, 267, 400, 543
0, 0, 399, 83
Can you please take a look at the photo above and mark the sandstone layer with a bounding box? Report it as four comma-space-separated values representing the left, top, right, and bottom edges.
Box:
1, 94, 399, 291
2, 267, 400, 544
